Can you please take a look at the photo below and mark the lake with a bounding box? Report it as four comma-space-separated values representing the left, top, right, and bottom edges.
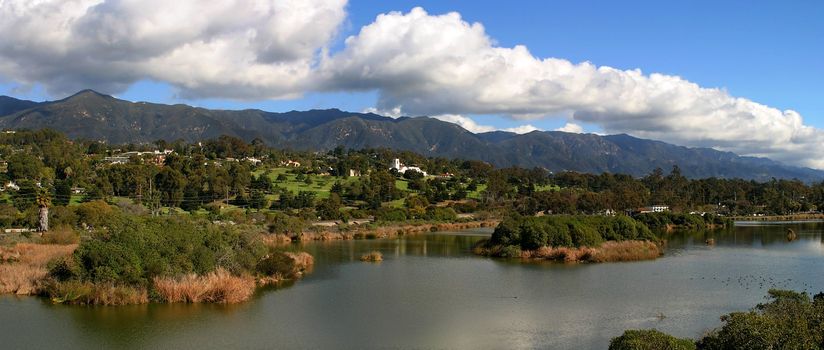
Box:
2, 223, 823, 349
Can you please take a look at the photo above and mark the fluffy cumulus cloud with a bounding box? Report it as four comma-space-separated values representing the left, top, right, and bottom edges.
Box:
321, 7, 824, 168
0, 0, 346, 98
1, 3, 823, 168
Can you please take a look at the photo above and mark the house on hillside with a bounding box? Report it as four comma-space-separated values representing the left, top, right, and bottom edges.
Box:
636, 205, 669, 214
390, 158, 427, 176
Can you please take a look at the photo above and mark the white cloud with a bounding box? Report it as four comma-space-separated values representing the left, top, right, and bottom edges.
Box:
1, 3, 823, 168
555, 123, 584, 133
431, 114, 538, 134
320, 7, 824, 168
363, 106, 403, 118
0, 0, 347, 98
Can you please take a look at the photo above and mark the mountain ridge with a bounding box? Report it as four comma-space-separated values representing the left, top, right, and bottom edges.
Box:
1, 90, 821, 181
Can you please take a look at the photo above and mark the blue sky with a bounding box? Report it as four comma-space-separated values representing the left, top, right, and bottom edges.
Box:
1, 0, 823, 166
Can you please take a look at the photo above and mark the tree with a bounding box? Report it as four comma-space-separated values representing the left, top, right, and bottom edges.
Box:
249, 190, 268, 210
12, 180, 37, 211
7, 152, 44, 180
316, 193, 342, 220
53, 179, 72, 206
155, 168, 187, 208
36, 188, 51, 232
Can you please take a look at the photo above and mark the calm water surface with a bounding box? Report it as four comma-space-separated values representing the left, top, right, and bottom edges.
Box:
2, 223, 824, 349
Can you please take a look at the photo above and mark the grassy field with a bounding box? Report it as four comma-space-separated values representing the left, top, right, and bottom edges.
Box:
253, 168, 418, 200
254, 168, 357, 199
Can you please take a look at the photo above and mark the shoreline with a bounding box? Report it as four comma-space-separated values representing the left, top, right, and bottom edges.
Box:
272, 219, 500, 243
730, 213, 824, 222
472, 239, 664, 263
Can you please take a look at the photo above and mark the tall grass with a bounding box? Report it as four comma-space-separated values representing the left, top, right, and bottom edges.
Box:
0, 243, 77, 295
153, 268, 255, 304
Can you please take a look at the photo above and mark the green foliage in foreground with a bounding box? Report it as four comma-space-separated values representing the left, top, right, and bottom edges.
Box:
612, 289, 824, 350
609, 329, 696, 350
51, 215, 266, 286
490, 215, 655, 250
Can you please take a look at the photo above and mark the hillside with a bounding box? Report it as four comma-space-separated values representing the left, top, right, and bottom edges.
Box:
1, 90, 822, 181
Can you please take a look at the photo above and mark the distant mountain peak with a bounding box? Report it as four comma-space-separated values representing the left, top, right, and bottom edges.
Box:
62, 89, 115, 101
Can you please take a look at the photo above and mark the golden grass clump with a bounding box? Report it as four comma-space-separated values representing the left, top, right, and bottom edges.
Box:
0, 264, 46, 295
288, 252, 315, 272
153, 268, 255, 304
0, 243, 77, 295
2, 243, 77, 266
359, 251, 383, 262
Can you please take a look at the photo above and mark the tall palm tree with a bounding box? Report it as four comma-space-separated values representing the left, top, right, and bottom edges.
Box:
36, 190, 51, 232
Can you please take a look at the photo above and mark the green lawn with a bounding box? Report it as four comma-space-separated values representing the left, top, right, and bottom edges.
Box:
257, 167, 359, 199
467, 184, 487, 200
254, 167, 415, 199
536, 184, 561, 192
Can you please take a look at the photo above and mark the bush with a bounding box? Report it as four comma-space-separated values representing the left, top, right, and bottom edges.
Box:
256, 251, 314, 278
609, 329, 695, 350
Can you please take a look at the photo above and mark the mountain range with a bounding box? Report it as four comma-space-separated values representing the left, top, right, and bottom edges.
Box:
1, 90, 822, 182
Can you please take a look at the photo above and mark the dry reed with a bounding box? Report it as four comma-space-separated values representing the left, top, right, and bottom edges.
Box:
153, 268, 255, 304
0, 243, 77, 295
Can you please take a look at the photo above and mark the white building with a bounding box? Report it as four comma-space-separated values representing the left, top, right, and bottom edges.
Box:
390, 158, 427, 176
644, 205, 669, 213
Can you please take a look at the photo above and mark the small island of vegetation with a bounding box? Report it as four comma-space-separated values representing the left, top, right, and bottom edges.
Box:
473, 214, 664, 263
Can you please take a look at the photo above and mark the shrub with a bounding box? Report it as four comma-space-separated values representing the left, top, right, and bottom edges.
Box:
609, 329, 696, 350
256, 251, 314, 278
